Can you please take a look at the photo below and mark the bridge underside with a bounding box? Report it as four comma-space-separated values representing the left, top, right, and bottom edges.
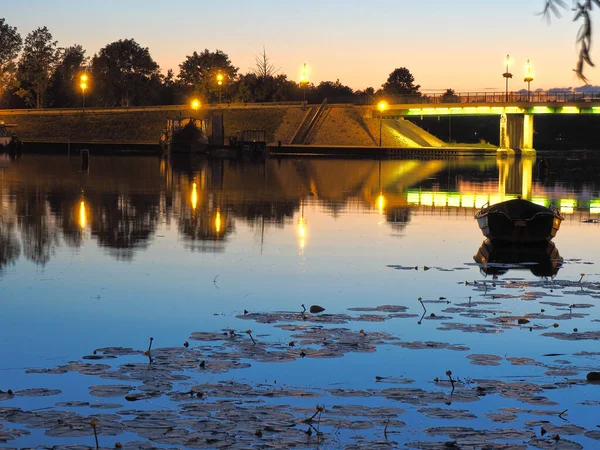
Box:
374, 102, 600, 154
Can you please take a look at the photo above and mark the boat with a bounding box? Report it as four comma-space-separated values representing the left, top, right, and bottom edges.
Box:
475, 198, 563, 243
159, 117, 208, 154
474, 239, 562, 278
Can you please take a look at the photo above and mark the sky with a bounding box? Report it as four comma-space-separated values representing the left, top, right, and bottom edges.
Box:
3, 0, 597, 92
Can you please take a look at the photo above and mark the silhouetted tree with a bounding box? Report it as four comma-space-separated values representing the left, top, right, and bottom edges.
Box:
48, 45, 88, 107
315, 79, 354, 102
177, 49, 238, 102
16, 26, 59, 108
541, 0, 597, 82
363, 87, 375, 96
441, 88, 460, 103
91, 39, 161, 106
382, 67, 420, 96
233, 73, 297, 102
157, 68, 177, 104
0, 18, 22, 106
252, 47, 279, 78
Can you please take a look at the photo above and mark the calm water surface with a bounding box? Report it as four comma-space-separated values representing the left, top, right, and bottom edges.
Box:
1, 152, 599, 448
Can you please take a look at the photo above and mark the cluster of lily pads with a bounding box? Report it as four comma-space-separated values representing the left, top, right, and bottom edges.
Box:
1, 270, 599, 449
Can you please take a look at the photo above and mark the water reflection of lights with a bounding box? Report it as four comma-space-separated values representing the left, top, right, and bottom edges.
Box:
405, 190, 600, 215
298, 217, 306, 249
560, 198, 575, 215
377, 194, 386, 215
191, 182, 198, 210
79, 200, 87, 229
215, 210, 222, 234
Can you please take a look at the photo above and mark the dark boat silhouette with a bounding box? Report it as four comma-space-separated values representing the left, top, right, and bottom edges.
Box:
474, 239, 562, 277
475, 198, 562, 243
160, 117, 209, 154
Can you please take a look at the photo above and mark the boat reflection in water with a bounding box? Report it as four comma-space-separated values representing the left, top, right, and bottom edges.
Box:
474, 239, 563, 278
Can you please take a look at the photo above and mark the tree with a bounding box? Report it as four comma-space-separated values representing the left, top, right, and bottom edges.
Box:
542, 0, 598, 82
16, 26, 59, 108
48, 45, 87, 107
232, 73, 297, 102
252, 46, 279, 78
315, 79, 354, 102
0, 18, 22, 105
177, 49, 238, 102
382, 67, 420, 96
440, 88, 460, 103
363, 87, 376, 96
91, 39, 160, 106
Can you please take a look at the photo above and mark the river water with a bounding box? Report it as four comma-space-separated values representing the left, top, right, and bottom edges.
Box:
0, 152, 599, 449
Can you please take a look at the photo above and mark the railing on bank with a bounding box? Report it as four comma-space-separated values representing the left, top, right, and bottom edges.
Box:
361, 91, 600, 105
0, 101, 307, 116
2, 91, 600, 115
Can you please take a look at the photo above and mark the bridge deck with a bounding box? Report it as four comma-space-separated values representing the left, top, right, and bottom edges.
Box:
380, 102, 600, 116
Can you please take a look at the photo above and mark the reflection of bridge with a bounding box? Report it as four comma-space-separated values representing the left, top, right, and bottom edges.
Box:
371, 100, 600, 153
2, 154, 598, 267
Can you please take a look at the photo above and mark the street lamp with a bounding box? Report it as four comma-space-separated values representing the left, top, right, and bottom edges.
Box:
524, 60, 534, 102
216, 72, 224, 104
80, 73, 88, 108
502, 54, 512, 102
191, 98, 201, 112
300, 63, 308, 104
377, 100, 388, 147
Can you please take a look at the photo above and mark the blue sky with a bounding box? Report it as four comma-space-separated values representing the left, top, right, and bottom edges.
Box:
3, 0, 594, 91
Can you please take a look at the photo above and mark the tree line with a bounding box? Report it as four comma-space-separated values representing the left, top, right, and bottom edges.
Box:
0, 19, 421, 109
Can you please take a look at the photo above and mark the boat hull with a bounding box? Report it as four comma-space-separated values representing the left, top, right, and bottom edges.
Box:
475, 199, 562, 244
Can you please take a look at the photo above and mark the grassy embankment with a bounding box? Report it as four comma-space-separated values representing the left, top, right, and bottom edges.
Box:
3, 106, 494, 150
2, 107, 303, 145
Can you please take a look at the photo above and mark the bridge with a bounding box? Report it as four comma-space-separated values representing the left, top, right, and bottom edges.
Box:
367, 90, 600, 154
2, 89, 599, 152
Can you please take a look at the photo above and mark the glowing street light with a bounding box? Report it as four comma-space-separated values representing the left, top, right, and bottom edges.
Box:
502, 54, 513, 102
377, 100, 388, 147
80, 73, 88, 108
216, 72, 224, 104
191, 98, 201, 112
300, 63, 308, 104
524, 60, 534, 102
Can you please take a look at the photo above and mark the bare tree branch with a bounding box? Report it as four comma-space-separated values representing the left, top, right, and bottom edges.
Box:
251, 46, 279, 78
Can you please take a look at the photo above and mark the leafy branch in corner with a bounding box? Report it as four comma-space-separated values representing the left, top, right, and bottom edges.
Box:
541, 0, 600, 83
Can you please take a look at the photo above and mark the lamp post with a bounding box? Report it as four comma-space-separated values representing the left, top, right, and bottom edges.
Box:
502, 54, 512, 102
524, 60, 534, 102
80, 74, 88, 109
377, 100, 387, 147
191, 98, 201, 112
216, 72, 223, 104
301, 63, 308, 104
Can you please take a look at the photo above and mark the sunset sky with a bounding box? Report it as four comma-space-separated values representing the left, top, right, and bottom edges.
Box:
3, 0, 597, 92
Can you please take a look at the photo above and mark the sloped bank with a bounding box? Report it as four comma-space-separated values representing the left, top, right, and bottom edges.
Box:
1, 107, 298, 146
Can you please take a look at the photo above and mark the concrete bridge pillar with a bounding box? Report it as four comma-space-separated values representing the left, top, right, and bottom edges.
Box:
498, 113, 535, 154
